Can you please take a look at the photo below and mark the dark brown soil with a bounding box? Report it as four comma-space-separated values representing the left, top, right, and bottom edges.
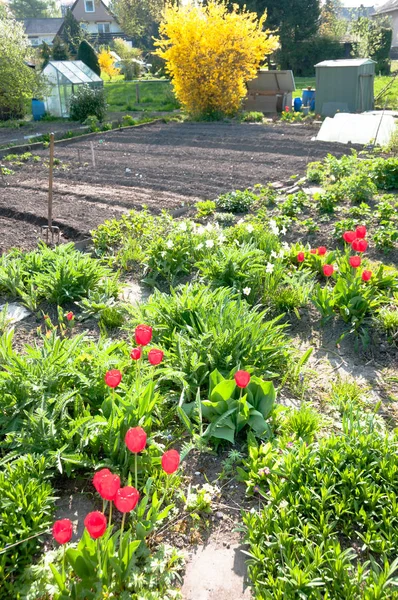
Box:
0, 121, 350, 253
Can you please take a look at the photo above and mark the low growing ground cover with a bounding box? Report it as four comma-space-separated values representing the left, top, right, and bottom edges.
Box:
0, 148, 397, 598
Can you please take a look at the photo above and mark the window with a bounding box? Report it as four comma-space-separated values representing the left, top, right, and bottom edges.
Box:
97, 23, 110, 33
84, 0, 94, 12
30, 37, 40, 46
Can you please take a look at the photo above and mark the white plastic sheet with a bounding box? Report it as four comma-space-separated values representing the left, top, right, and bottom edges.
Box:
315, 112, 396, 146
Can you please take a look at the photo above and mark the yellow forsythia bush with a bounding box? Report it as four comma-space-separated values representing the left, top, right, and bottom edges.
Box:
154, 0, 278, 119
98, 49, 120, 80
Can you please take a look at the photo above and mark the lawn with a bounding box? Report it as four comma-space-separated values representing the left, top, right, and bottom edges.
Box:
104, 79, 180, 112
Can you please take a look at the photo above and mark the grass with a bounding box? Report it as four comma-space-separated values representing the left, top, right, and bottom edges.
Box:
104, 79, 180, 112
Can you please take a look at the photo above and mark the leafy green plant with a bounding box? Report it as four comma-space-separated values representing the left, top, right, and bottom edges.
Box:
69, 84, 107, 122
301, 218, 319, 233
195, 200, 216, 218
213, 211, 235, 226
376, 304, 398, 344
280, 190, 307, 217
241, 111, 263, 122
335, 172, 377, 204
121, 114, 136, 127
314, 188, 340, 213
215, 189, 257, 213
83, 115, 100, 132
373, 226, 398, 251
306, 161, 324, 184
278, 403, 321, 443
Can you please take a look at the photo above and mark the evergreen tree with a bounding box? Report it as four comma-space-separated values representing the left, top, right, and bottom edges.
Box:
9, 0, 59, 18
61, 9, 84, 56
77, 40, 100, 75
52, 35, 70, 60
40, 40, 51, 68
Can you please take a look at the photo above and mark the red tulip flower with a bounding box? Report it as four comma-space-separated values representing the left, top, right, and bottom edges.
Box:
104, 369, 122, 388
343, 231, 356, 243
93, 468, 112, 494
310, 249, 317, 254
234, 370, 251, 388
362, 270, 372, 282
285, 106, 290, 112
84, 511, 107, 539
130, 347, 142, 360
66, 311, 74, 322
97, 473, 120, 501
317, 246, 327, 256
323, 264, 334, 277
162, 449, 180, 474
356, 239, 368, 253
297, 252, 305, 263
125, 426, 147, 453
135, 324, 152, 346
349, 256, 361, 268
356, 225, 367, 239
148, 348, 164, 365
52, 519, 73, 544
114, 486, 140, 513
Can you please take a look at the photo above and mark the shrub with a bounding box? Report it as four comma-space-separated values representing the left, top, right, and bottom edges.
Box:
154, 0, 278, 118
121, 114, 136, 127
77, 40, 100, 76
369, 157, 398, 190
98, 49, 120, 80
376, 305, 398, 343
196, 200, 216, 218
83, 114, 100, 132
215, 189, 257, 213
335, 172, 377, 204
69, 84, 107, 122
241, 111, 263, 122
306, 161, 324, 184
213, 211, 235, 226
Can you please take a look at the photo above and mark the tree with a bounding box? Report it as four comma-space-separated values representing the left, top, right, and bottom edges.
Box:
155, 0, 278, 119
40, 40, 51, 68
319, 0, 347, 39
351, 16, 392, 74
61, 9, 84, 55
52, 35, 70, 60
98, 49, 120, 80
77, 40, 101, 76
0, 13, 47, 119
9, 0, 59, 18
110, 0, 163, 48
113, 37, 143, 79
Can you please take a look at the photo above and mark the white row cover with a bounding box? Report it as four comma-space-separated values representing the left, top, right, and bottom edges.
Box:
315, 112, 396, 146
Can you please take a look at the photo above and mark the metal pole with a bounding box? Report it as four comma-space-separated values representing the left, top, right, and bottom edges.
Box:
48, 132, 54, 234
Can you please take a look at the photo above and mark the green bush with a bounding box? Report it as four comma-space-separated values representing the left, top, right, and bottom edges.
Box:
83, 114, 100, 132
241, 111, 263, 122
196, 200, 216, 218
369, 157, 398, 190
213, 211, 235, 226
306, 161, 324, 184
121, 114, 136, 127
335, 172, 377, 204
69, 84, 107, 122
215, 189, 257, 213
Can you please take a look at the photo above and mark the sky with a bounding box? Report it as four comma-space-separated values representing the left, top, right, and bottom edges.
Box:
340, 0, 382, 6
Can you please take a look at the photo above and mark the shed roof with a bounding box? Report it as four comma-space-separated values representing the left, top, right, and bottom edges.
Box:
315, 58, 376, 67
22, 18, 64, 34
45, 60, 103, 84
375, 0, 398, 14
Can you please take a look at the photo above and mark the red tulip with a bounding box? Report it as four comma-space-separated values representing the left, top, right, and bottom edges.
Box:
362, 270, 372, 282
148, 348, 164, 365
343, 231, 356, 243
97, 473, 120, 501
234, 370, 251, 388
114, 486, 140, 513
93, 468, 112, 494
104, 369, 122, 388
162, 449, 180, 474
356, 225, 367, 239
52, 519, 73, 544
356, 239, 368, 253
317, 246, 327, 256
349, 256, 361, 268
297, 252, 305, 263
125, 426, 147, 453
66, 311, 74, 322
310, 249, 317, 254
84, 511, 107, 539
135, 324, 152, 346
323, 264, 334, 277
130, 347, 142, 360
351, 239, 360, 251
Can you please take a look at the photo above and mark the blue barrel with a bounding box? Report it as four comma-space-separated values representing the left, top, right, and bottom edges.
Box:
32, 99, 45, 121
302, 89, 315, 110
294, 97, 302, 112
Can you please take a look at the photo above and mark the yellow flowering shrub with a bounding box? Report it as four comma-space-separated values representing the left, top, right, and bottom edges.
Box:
98, 49, 120, 80
154, 0, 278, 119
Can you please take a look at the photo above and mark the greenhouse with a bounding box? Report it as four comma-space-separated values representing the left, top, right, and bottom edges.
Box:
42, 60, 103, 118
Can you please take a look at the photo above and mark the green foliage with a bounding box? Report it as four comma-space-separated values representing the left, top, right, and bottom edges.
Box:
121, 114, 136, 126
280, 190, 307, 216
278, 35, 345, 76
40, 41, 51, 68
77, 40, 100, 76
241, 111, 263, 122
8, 0, 58, 19
61, 9, 84, 55
215, 189, 257, 213
69, 84, 107, 122
51, 35, 70, 61
369, 157, 398, 190
0, 455, 54, 596
213, 211, 235, 226
195, 200, 216, 218
335, 172, 377, 204
83, 114, 100, 132
376, 304, 398, 344
306, 161, 324, 184
242, 415, 398, 599
351, 16, 392, 75
278, 403, 321, 443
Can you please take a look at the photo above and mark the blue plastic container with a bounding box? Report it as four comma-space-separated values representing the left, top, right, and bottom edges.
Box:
302, 89, 316, 110
293, 97, 302, 112
32, 99, 45, 121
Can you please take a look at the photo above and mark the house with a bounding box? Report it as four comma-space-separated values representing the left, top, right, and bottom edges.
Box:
340, 6, 375, 20
57, 0, 130, 46
22, 18, 64, 46
373, 0, 398, 57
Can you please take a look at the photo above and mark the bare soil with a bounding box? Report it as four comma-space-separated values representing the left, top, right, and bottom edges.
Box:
0, 121, 349, 253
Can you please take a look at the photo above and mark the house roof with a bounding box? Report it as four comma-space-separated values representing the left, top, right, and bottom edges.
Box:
315, 58, 376, 67
22, 18, 64, 35
375, 0, 398, 13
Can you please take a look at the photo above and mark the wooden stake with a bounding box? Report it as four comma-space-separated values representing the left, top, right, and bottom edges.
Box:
90, 141, 96, 168
48, 132, 54, 234
78, 148, 82, 167
135, 83, 140, 104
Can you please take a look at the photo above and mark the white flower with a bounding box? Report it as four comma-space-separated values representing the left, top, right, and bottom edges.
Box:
161, 251, 166, 258
270, 250, 278, 260
246, 224, 254, 233
234, 239, 241, 247
205, 223, 213, 231
218, 235, 226, 244
278, 250, 285, 258
205, 239, 214, 248
243, 287, 251, 296
197, 226, 205, 235
237, 218, 245, 225
166, 239, 174, 249
179, 222, 187, 232
196, 243, 204, 251
282, 242, 290, 250
266, 262, 274, 273
281, 226, 287, 235
269, 219, 279, 235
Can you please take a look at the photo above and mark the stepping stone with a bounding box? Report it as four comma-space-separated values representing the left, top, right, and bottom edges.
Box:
120, 281, 151, 306
0, 302, 31, 323
55, 493, 95, 541
181, 542, 251, 600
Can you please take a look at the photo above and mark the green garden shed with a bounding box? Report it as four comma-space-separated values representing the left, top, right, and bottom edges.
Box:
315, 58, 376, 117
